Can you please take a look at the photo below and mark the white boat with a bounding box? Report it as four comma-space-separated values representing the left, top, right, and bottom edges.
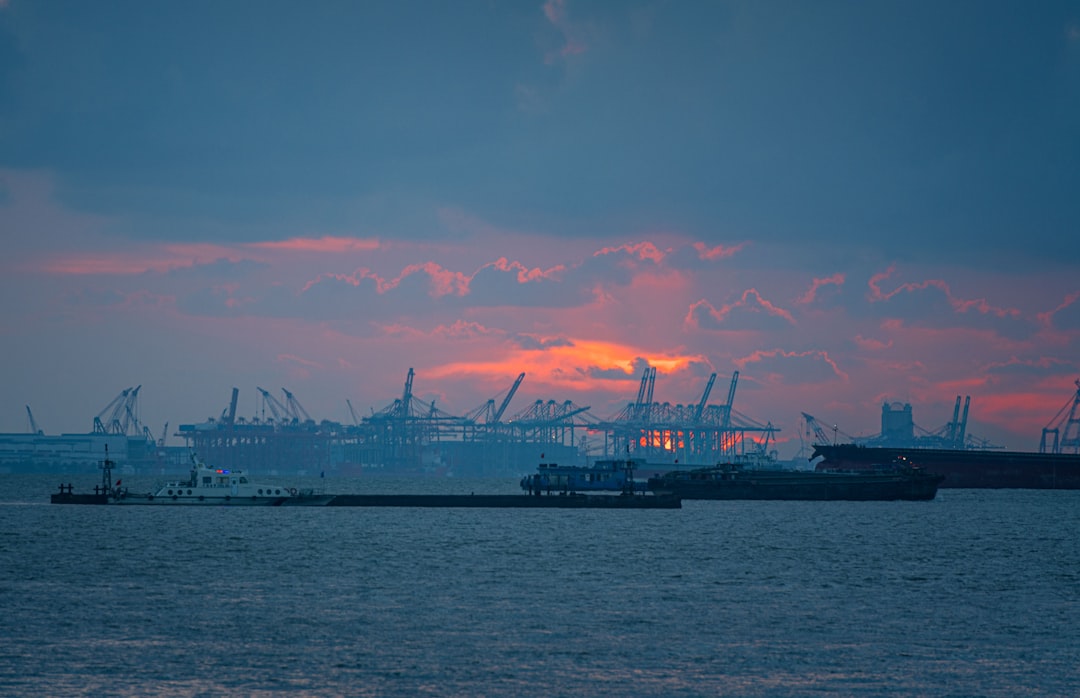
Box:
113, 454, 334, 506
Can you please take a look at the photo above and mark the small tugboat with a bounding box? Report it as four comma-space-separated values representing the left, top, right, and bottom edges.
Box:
647, 459, 944, 501
521, 458, 647, 494
52, 451, 333, 506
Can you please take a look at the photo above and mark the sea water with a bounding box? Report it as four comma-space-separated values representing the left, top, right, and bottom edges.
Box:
1, 475, 1077, 696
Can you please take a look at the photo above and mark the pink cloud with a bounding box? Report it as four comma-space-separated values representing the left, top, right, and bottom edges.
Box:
734, 348, 850, 383
796, 273, 845, 305
249, 236, 380, 253
542, 0, 588, 63
302, 263, 469, 297
685, 289, 796, 330
868, 265, 1020, 318
853, 334, 893, 351
475, 257, 565, 284
431, 320, 502, 340
1036, 290, 1080, 329
692, 242, 745, 261
40, 237, 375, 277
593, 241, 666, 264
278, 353, 322, 369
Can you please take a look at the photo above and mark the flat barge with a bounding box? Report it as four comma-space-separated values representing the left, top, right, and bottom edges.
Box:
51, 485, 680, 509
327, 493, 680, 508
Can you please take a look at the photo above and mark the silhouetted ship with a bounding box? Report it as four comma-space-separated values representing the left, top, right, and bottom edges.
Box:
812, 444, 1080, 489
648, 462, 943, 501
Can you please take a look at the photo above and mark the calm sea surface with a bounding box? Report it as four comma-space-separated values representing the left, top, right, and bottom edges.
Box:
1, 474, 1077, 697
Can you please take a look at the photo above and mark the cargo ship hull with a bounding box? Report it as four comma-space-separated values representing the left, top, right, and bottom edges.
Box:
648, 464, 943, 501
812, 444, 1080, 489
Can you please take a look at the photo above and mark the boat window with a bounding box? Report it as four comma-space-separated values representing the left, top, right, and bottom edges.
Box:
239, 477, 248, 484
202, 477, 212, 485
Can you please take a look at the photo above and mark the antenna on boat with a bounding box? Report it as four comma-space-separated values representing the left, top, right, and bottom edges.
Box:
621, 445, 636, 496
100, 444, 115, 497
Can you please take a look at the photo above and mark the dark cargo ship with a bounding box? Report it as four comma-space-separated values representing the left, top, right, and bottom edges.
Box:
809, 383, 1080, 489
648, 462, 944, 501
812, 444, 1080, 489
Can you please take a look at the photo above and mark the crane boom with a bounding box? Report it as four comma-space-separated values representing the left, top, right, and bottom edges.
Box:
694, 373, 717, 422
1040, 379, 1080, 454
257, 387, 288, 422
633, 368, 649, 419
958, 396, 970, 446
226, 387, 239, 425
947, 396, 962, 443
26, 405, 43, 435
400, 368, 415, 419
94, 387, 132, 434
492, 372, 526, 423
721, 372, 739, 429
801, 412, 832, 444
282, 388, 313, 422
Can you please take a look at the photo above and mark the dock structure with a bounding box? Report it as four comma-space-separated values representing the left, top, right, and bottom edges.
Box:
175, 369, 779, 477
325, 493, 681, 508
7, 369, 779, 476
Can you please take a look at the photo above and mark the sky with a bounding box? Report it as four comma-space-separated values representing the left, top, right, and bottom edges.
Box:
1, 0, 1079, 457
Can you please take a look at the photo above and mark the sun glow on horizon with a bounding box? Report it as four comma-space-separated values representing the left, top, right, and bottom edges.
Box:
426, 337, 707, 391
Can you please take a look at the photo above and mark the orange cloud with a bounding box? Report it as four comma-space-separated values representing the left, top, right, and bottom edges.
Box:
427, 336, 705, 393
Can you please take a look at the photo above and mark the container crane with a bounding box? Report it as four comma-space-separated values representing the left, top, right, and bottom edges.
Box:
92, 386, 144, 435
1040, 378, 1080, 454
93, 387, 133, 434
